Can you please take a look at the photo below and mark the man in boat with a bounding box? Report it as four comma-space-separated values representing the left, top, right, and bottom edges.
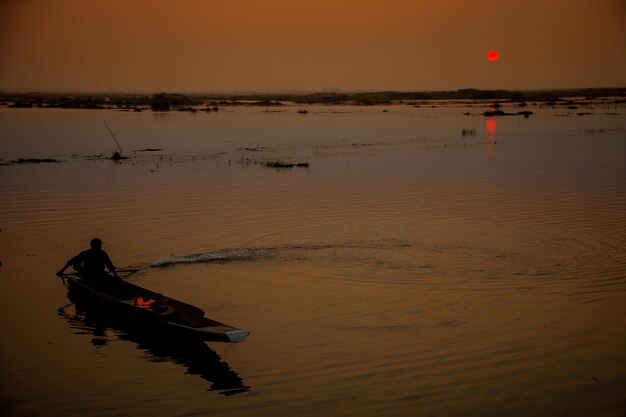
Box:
57, 238, 119, 280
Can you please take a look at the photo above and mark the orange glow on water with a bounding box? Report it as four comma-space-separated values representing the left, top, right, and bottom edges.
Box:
486, 118, 497, 158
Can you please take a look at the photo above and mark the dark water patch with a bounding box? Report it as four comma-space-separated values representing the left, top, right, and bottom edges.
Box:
10, 158, 60, 164
438, 319, 466, 328
57, 300, 249, 395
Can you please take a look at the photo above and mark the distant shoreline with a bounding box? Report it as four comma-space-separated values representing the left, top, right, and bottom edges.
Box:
1, 87, 625, 111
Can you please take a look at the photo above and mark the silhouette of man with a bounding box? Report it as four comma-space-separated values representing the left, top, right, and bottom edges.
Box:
57, 238, 119, 279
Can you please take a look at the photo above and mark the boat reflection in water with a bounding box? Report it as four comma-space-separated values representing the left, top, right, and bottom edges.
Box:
57, 294, 250, 396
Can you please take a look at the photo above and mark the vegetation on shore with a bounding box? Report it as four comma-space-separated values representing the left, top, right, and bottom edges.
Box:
263, 160, 310, 169
1, 88, 624, 111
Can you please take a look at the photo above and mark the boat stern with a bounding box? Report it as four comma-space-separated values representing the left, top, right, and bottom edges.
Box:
226, 329, 251, 343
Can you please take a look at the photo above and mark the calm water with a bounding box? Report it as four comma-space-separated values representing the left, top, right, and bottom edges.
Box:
1, 102, 625, 417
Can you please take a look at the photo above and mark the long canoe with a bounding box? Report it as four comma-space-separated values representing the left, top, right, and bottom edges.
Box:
63, 274, 250, 343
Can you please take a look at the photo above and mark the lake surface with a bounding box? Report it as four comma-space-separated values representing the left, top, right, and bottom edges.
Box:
1, 102, 625, 417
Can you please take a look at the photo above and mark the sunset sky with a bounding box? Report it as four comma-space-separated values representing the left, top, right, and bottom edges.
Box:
1, 0, 625, 93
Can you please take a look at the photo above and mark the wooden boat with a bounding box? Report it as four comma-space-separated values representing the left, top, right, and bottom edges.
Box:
63, 274, 250, 343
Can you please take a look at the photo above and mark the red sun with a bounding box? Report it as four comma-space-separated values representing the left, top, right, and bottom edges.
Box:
487, 50, 499, 61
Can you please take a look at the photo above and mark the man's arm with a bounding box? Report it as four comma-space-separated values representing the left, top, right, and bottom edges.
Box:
102, 251, 119, 278
57, 253, 82, 276
57, 261, 71, 277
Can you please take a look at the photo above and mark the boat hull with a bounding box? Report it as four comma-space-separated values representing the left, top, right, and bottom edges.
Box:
65, 275, 250, 343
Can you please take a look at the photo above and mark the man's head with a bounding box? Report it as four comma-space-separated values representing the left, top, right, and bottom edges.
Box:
90, 238, 103, 249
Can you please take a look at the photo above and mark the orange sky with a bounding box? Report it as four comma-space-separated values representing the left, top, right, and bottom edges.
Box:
1, 0, 625, 92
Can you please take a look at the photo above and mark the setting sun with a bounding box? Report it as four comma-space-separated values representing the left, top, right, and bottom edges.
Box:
487, 50, 499, 61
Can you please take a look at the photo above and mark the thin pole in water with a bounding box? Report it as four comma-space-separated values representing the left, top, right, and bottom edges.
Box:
102, 119, 123, 154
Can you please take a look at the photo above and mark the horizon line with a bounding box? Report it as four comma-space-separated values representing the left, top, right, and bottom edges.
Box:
2, 86, 626, 97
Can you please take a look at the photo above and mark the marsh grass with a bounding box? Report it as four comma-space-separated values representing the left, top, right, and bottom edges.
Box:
263, 160, 309, 169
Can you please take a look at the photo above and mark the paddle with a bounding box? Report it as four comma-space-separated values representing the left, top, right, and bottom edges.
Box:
57, 267, 141, 284
115, 268, 140, 275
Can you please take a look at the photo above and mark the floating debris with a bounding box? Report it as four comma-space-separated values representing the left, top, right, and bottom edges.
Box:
111, 151, 127, 161
483, 110, 533, 118
238, 143, 267, 152
263, 160, 309, 169
11, 158, 60, 164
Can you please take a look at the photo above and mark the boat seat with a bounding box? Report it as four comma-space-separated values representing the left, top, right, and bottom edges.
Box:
155, 305, 176, 316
